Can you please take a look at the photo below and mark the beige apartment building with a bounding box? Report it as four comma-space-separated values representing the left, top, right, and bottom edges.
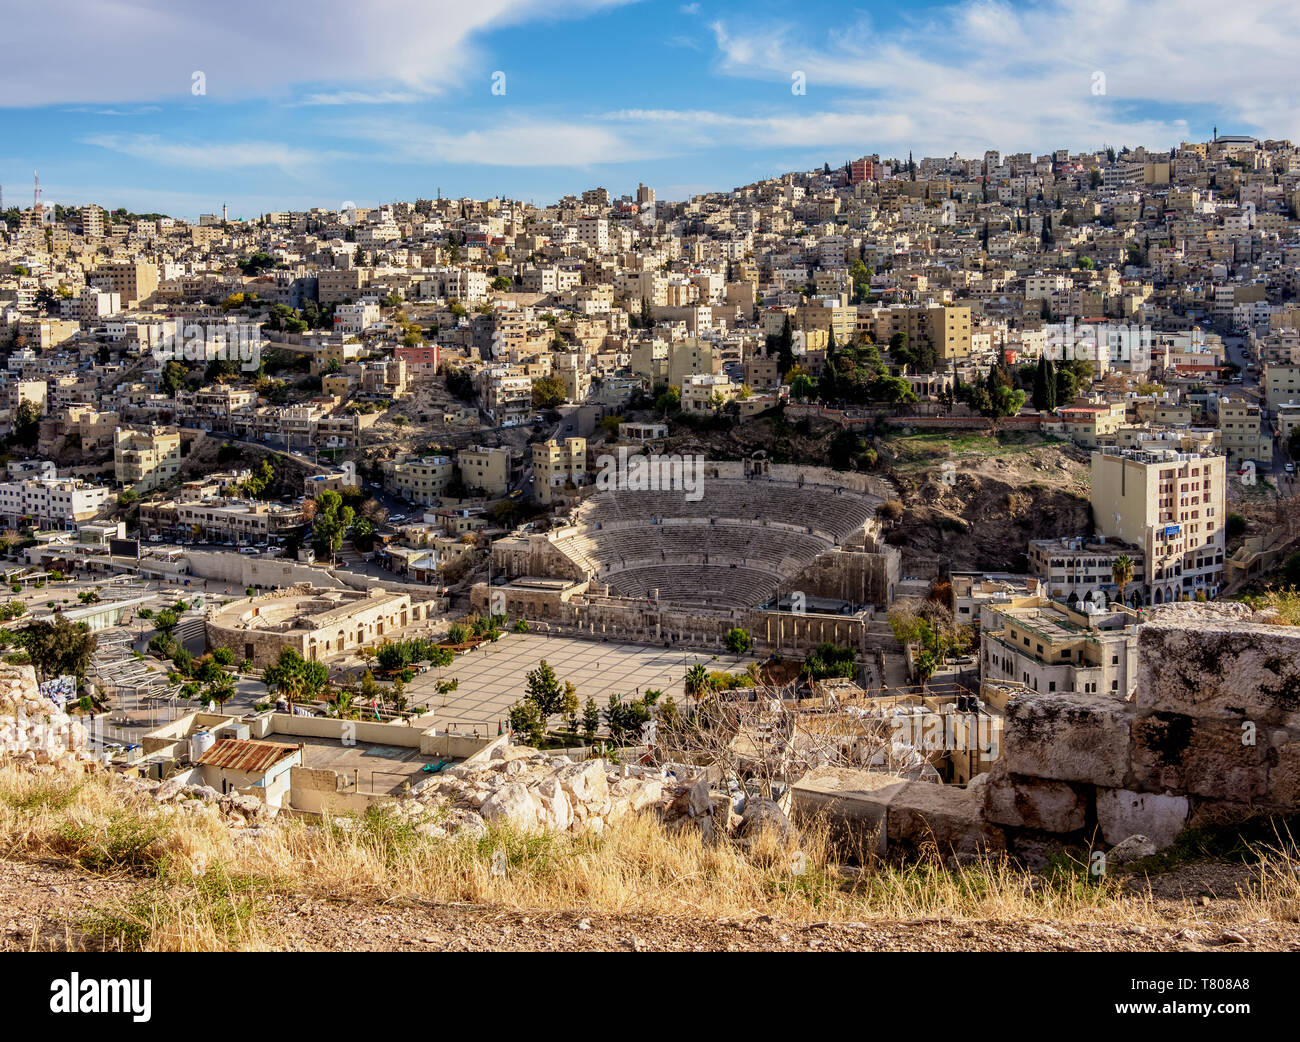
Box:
1055, 401, 1127, 448
114, 426, 182, 492
532, 437, 587, 504
1264, 363, 1300, 407
1091, 448, 1226, 604
317, 268, 369, 305
1028, 537, 1147, 609
457, 445, 511, 497
867, 304, 973, 361
666, 339, 720, 389
172, 499, 305, 542
91, 261, 159, 308
980, 597, 1141, 698
382, 455, 454, 507
1219, 398, 1272, 464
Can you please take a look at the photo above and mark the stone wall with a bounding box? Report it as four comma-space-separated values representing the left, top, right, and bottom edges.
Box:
788, 545, 901, 606
793, 607, 1300, 861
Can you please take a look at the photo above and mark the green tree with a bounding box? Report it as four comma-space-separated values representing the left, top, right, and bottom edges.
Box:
310, 489, 355, 565
507, 699, 545, 746
10, 400, 41, 447
524, 659, 566, 719
160, 360, 187, 395
262, 647, 329, 708
531, 375, 566, 409
582, 696, 600, 743
684, 662, 710, 696
724, 627, 752, 657
18, 615, 97, 684
775, 315, 795, 375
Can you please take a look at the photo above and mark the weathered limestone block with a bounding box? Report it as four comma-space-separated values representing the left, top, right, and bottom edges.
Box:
983, 767, 1087, 833
1137, 621, 1300, 726
1130, 713, 1269, 801
555, 760, 608, 808
1096, 788, 1189, 848
1001, 691, 1132, 786
1268, 740, 1300, 809
885, 781, 1006, 856
789, 767, 910, 856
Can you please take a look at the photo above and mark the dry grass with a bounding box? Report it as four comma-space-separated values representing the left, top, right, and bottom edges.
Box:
1, 765, 1296, 950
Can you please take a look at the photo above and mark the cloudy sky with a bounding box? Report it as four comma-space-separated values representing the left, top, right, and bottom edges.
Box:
0, 0, 1294, 218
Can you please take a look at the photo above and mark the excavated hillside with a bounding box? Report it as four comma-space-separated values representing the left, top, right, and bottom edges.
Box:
879, 431, 1093, 574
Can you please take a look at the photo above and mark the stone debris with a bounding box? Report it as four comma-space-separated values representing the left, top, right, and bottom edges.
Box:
1106, 835, 1158, 864
0, 664, 91, 771
401, 745, 667, 835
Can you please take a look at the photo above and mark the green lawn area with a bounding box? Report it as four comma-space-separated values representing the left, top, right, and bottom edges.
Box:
880, 429, 1064, 471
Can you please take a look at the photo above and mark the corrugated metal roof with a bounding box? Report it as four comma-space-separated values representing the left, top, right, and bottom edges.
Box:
198, 738, 300, 774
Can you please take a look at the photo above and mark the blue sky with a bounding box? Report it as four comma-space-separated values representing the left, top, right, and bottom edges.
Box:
1, 0, 1295, 220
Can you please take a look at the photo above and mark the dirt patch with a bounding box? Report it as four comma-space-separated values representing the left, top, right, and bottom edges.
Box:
2, 856, 1295, 953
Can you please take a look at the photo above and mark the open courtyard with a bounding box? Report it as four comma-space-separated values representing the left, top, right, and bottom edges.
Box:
403, 631, 757, 735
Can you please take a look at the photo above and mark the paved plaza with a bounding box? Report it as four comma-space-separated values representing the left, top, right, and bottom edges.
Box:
403, 631, 756, 735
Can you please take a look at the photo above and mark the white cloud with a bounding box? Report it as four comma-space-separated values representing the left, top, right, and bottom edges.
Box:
82, 134, 337, 172
296, 91, 425, 107
706, 0, 1300, 154
341, 117, 663, 167
1, 0, 637, 107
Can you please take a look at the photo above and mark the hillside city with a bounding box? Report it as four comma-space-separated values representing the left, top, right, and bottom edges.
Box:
2, 134, 1300, 956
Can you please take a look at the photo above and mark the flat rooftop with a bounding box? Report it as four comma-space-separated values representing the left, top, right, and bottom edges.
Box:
279, 732, 448, 795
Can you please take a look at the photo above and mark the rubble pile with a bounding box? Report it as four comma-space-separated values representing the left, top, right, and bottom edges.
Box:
406, 743, 666, 836
0, 664, 91, 771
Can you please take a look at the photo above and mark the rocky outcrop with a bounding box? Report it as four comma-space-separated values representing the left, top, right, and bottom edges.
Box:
0, 664, 92, 771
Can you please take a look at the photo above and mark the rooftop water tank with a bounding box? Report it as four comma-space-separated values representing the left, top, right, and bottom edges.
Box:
190, 730, 216, 762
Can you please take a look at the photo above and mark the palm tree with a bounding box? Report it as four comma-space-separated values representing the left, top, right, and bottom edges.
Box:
684, 663, 709, 697
1112, 553, 1135, 607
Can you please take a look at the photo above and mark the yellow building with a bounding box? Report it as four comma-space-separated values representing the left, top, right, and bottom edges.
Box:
114, 425, 182, 492
532, 437, 587, 504
868, 304, 972, 360
382, 455, 454, 507
91, 261, 159, 308
1090, 448, 1226, 604
456, 445, 511, 497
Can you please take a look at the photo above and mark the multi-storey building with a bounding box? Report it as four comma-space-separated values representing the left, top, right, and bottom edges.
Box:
1091, 448, 1226, 604
382, 455, 454, 506
1028, 538, 1147, 609
457, 445, 511, 497
114, 426, 182, 492
980, 597, 1141, 698
532, 437, 587, 504
0, 477, 112, 530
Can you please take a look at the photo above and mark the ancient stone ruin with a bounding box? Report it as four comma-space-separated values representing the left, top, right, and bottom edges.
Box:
792, 607, 1300, 864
